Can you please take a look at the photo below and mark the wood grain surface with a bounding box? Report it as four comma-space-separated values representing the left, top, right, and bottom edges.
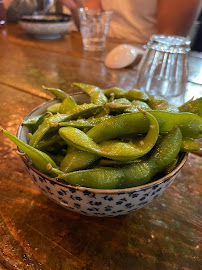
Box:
0, 24, 201, 270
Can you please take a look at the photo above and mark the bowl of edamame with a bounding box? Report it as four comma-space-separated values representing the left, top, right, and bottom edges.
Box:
2, 84, 202, 216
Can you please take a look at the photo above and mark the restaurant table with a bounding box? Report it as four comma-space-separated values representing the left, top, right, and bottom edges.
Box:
0, 24, 201, 270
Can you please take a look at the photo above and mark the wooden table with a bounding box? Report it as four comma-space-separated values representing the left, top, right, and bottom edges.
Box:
0, 24, 201, 270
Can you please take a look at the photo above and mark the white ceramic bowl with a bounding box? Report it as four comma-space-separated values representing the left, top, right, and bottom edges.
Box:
18, 13, 72, 39
17, 95, 187, 217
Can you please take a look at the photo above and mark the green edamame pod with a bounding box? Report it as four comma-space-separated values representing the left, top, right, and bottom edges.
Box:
60, 109, 202, 172
60, 167, 125, 189
59, 96, 77, 114
42, 86, 68, 101
47, 103, 61, 114
59, 115, 112, 128
98, 157, 145, 166
60, 149, 99, 173
125, 89, 149, 101
103, 88, 149, 101
22, 113, 51, 134
22, 114, 46, 126
125, 100, 151, 112
73, 82, 108, 105
164, 156, 179, 174
93, 106, 111, 118
69, 103, 103, 119
59, 110, 159, 161
106, 98, 132, 113
87, 111, 202, 143
178, 97, 202, 117
102, 87, 126, 98
147, 95, 179, 113
36, 134, 66, 150
0, 127, 61, 176
180, 138, 200, 152
29, 113, 70, 148
59, 127, 182, 189
29, 104, 103, 148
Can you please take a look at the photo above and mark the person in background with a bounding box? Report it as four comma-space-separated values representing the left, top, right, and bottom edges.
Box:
4, 0, 62, 22
59, 0, 201, 43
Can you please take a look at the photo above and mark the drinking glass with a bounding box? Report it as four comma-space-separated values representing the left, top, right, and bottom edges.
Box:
79, 8, 112, 51
135, 35, 191, 102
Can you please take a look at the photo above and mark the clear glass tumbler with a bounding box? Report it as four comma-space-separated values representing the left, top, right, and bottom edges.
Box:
79, 8, 112, 51
135, 35, 191, 101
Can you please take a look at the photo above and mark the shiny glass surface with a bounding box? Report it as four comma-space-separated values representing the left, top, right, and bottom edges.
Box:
135, 35, 191, 105
79, 8, 112, 51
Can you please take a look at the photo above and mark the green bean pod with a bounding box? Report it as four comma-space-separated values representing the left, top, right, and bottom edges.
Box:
125, 89, 149, 101
0, 127, 61, 176
59, 110, 202, 172
60, 149, 99, 173
106, 98, 132, 113
59, 127, 182, 189
47, 103, 61, 114
42, 86, 68, 101
59, 96, 77, 114
73, 82, 108, 105
147, 95, 179, 112
22, 114, 46, 126
178, 97, 202, 117
29, 113, 70, 148
87, 111, 202, 143
59, 116, 112, 128
29, 104, 103, 147
103, 87, 149, 101
102, 87, 126, 98
180, 138, 200, 152
125, 100, 151, 112
59, 110, 159, 161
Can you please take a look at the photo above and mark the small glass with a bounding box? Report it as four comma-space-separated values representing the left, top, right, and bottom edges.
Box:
79, 8, 112, 51
135, 35, 191, 102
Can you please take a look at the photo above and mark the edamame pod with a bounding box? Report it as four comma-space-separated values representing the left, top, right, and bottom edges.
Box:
106, 98, 132, 113
73, 82, 108, 105
59, 96, 77, 114
29, 113, 70, 148
29, 104, 103, 147
0, 127, 61, 176
178, 97, 202, 117
180, 138, 200, 152
59, 110, 159, 161
87, 111, 202, 143
103, 88, 149, 101
42, 86, 69, 101
60, 149, 98, 173
47, 103, 61, 114
59, 116, 112, 128
59, 127, 182, 189
147, 95, 179, 113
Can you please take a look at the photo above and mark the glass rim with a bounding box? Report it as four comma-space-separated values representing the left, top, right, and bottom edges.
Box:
78, 7, 113, 15
149, 34, 191, 46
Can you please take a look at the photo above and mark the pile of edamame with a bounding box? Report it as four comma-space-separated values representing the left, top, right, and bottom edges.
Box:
1, 83, 202, 189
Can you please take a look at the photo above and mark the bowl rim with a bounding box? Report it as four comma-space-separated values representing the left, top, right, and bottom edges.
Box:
17, 95, 188, 194
19, 13, 71, 23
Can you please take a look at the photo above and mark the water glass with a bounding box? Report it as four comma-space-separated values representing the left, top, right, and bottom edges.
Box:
135, 35, 191, 102
79, 8, 112, 51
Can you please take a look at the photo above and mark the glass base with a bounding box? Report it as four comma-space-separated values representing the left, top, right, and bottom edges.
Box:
82, 38, 105, 51
83, 45, 104, 51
